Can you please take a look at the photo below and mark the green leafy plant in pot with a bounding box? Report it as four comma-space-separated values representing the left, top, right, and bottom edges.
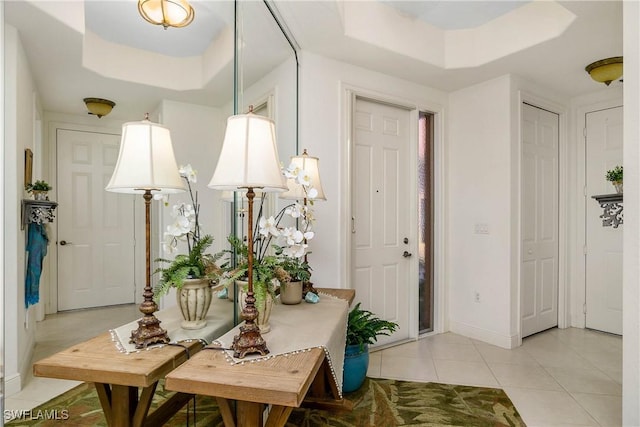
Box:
154, 165, 222, 329
606, 165, 623, 193
343, 303, 398, 393
26, 180, 53, 200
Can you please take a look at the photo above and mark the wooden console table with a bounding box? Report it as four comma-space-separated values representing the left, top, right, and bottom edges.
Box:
165, 288, 355, 427
32, 288, 354, 427
33, 332, 202, 427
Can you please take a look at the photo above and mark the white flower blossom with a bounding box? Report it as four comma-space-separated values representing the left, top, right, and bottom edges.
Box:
283, 163, 300, 179
179, 164, 197, 183
306, 187, 318, 200
259, 216, 279, 237
285, 203, 303, 218
282, 227, 304, 245
296, 169, 311, 186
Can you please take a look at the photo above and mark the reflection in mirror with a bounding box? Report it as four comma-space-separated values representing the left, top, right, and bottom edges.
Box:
231, 1, 299, 275
2, 0, 297, 404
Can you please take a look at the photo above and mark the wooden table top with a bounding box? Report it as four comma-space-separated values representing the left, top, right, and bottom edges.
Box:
165, 346, 326, 407
33, 332, 203, 388
165, 288, 355, 407
33, 288, 354, 392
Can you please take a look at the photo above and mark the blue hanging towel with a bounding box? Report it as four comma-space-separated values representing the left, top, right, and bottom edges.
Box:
25, 222, 48, 308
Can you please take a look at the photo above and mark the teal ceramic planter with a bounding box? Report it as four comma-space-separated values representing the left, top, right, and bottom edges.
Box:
343, 344, 369, 393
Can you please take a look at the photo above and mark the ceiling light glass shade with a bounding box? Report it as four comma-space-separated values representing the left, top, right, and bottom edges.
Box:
208, 113, 287, 193
585, 57, 623, 86
106, 119, 186, 194
280, 149, 326, 200
83, 98, 115, 118
138, 0, 195, 29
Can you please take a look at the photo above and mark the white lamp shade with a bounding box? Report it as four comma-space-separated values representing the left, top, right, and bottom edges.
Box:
280, 151, 326, 200
208, 113, 287, 192
106, 119, 186, 194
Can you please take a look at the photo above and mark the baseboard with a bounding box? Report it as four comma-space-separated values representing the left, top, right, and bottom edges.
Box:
4, 373, 22, 397
449, 320, 518, 349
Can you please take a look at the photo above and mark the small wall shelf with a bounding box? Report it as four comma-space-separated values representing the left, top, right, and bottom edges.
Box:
591, 193, 623, 228
21, 199, 58, 230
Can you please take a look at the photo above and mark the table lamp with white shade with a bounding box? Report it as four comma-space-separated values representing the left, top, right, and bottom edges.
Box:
208, 107, 287, 358
106, 115, 186, 349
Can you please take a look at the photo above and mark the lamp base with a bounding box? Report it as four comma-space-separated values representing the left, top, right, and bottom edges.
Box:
232, 321, 270, 359
130, 314, 170, 349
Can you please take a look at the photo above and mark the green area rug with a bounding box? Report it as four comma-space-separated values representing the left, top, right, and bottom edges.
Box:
6, 378, 525, 426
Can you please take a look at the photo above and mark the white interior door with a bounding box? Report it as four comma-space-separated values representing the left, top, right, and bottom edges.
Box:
585, 106, 623, 335
353, 97, 411, 347
521, 103, 559, 338
57, 129, 136, 310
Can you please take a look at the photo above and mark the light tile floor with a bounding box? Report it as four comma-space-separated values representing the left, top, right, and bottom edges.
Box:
369, 328, 622, 427
5, 305, 622, 426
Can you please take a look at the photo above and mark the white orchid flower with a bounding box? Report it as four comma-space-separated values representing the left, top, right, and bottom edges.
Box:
306, 187, 318, 200
283, 243, 307, 259
285, 203, 304, 218
179, 164, 197, 183
303, 231, 315, 241
183, 204, 195, 219
296, 169, 312, 186
282, 227, 304, 245
283, 163, 300, 179
259, 216, 279, 237
162, 233, 177, 254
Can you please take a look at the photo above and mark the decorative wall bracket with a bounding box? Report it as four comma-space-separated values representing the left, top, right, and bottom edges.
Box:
591, 193, 623, 228
21, 199, 58, 230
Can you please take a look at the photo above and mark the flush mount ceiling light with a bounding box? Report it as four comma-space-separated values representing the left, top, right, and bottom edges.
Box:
138, 0, 195, 29
83, 98, 115, 118
585, 57, 623, 86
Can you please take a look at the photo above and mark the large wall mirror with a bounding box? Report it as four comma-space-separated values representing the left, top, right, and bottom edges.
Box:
3, 0, 298, 397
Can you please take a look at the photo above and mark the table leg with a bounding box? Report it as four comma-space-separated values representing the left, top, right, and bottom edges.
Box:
216, 397, 236, 427
236, 401, 263, 426
264, 405, 294, 427
94, 383, 159, 427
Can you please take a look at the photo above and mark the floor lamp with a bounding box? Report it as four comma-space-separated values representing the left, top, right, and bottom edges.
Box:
208, 107, 286, 358
106, 116, 186, 349
280, 149, 326, 295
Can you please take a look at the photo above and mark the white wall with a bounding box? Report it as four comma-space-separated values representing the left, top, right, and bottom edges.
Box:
155, 100, 226, 308
1, 1, 5, 401
447, 75, 516, 347
623, 1, 640, 424
4, 24, 42, 395
297, 51, 448, 294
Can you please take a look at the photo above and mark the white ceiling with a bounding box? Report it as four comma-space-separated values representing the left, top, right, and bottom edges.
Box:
3, 1, 623, 121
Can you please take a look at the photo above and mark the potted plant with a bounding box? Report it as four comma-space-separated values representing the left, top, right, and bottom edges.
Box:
343, 303, 398, 393
606, 165, 623, 193
222, 235, 281, 333
154, 164, 222, 329
276, 253, 311, 304
26, 180, 53, 200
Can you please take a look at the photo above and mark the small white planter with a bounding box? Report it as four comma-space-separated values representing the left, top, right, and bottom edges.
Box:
177, 278, 212, 330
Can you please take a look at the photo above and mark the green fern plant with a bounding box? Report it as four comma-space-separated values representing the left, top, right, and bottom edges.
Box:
346, 303, 399, 352
25, 180, 52, 193
606, 165, 623, 182
154, 233, 222, 301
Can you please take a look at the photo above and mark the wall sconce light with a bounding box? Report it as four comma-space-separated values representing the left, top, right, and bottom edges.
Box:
83, 98, 115, 118
138, 0, 195, 29
585, 57, 623, 86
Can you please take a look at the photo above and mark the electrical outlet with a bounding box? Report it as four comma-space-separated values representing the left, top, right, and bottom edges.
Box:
474, 291, 480, 303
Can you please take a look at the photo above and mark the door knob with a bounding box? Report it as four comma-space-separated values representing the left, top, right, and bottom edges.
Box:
403, 251, 412, 258
60, 240, 72, 246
